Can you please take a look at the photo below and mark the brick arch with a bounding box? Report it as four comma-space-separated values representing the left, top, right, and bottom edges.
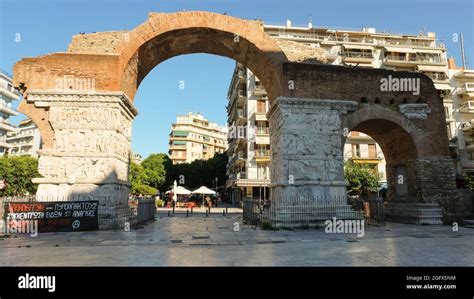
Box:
342, 106, 421, 161
117, 11, 288, 102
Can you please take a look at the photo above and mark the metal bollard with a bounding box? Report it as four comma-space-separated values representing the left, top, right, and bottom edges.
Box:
226, 207, 228, 214
223, 209, 226, 216
191, 207, 193, 214
186, 210, 189, 217
172, 205, 175, 214
206, 209, 209, 217
168, 210, 170, 217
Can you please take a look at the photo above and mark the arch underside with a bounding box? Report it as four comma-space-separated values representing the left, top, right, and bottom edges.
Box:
121, 28, 285, 102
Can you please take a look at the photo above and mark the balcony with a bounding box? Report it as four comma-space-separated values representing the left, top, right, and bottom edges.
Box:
169, 144, 187, 150
235, 108, 247, 125
383, 54, 445, 67
0, 105, 18, 116
253, 84, 266, 96
236, 172, 247, 180
0, 85, 21, 100
256, 127, 270, 135
255, 149, 271, 162
230, 89, 247, 107
236, 151, 247, 165
460, 101, 474, 113
0, 135, 12, 148
342, 51, 374, 63
7, 130, 35, 140
457, 82, 474, 98
0, 121, 17, 132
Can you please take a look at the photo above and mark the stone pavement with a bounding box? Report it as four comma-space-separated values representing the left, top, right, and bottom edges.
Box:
1, 212, 473, 266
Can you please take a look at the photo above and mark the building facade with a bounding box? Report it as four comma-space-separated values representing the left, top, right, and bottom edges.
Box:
226, 21, 453, 202
226, 63, 271, 203
0, 71, 20, 155
168, 112, 227, 164
447, 58, 474, 176
7, 118, 42, 157
344, 131, 387, 183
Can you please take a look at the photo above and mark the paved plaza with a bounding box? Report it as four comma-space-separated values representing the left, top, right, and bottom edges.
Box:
1, 211, 473, 266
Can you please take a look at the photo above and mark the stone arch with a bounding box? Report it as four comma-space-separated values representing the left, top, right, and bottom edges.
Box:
116, 11, 287, 102
342, 107, 420, 201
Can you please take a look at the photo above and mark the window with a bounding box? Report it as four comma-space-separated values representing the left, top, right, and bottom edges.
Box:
368, 144, 376, 158
352, 144, 361, 157
447, 125, 452, 140
257, 164, 268, 179
444, 107, 450, 119
257, 100, 266, 113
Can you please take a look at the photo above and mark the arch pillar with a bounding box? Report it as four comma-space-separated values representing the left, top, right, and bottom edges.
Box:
267, 97, 360, 227
26, 90, 137, 229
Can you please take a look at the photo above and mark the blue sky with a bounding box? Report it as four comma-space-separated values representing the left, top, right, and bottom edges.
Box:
1, 0, 473, 157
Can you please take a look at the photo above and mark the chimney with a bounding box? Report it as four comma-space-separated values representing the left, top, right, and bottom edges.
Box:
448, 57, 459, 70
286, 19, 292, 28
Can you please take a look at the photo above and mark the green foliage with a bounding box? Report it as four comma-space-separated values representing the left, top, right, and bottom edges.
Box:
344, 161, 381, 196
155, 199, 165, 207
129, 162, 157, 195
0, 156, 40, 196
464, 173, 474, 190
141, 154, 167, 189
162, 152, 227, 192
129, 154, 167, 196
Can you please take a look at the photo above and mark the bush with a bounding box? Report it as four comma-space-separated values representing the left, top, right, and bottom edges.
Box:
155, 199, 165, 207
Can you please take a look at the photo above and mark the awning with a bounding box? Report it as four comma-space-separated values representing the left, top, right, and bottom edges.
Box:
343, 44, 374, 50
417, 65, 447, 72
235, 179, 270, 187
384, 46, 417, 53
172, 130, 188, 137
413, 49, 444, 54
434, 83, 451, 90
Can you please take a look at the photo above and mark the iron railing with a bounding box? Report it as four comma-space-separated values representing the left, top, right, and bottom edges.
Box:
243, 196, 385, 229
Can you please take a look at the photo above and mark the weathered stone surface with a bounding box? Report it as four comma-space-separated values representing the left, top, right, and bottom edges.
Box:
276, 39, 327, 64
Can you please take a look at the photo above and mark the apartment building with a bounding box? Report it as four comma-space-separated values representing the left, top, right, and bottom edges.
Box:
447, 58, 474, 176
264, 21, 451, 142
344, 132, 387, 182
7, 118, 42, 157
226, 63, 271, 203
168, 112, 227, 164
131, 152, 143, 164
0, 71, 20, 155
226, 21, 452, 202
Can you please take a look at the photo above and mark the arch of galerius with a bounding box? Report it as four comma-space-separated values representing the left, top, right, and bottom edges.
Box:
12, 11, 461, 229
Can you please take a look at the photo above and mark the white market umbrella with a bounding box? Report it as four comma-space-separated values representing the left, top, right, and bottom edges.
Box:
192, 186, 216, 207
167, 186, 192, 196
192, 186, 216, 195
174, 186, 191, 195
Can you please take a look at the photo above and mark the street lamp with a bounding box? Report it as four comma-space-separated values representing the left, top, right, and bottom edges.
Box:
215, 177, 218, 207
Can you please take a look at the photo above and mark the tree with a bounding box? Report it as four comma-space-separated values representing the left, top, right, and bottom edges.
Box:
129, 162, 159, 196
141, 153, 167, 189
344, 161, 381, 196
0, 156, 40, 196
162, 152, 228, 192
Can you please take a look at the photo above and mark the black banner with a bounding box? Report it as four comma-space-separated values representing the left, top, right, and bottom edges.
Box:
4, 201, 98, 232
0, 267, 472, 298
